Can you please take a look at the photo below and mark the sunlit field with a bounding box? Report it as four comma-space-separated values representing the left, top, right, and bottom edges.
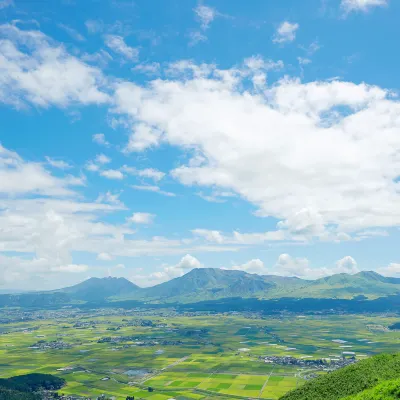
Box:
1, 312, 399, 399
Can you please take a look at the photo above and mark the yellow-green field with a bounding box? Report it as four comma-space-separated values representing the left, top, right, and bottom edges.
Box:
1, 311, 399, 399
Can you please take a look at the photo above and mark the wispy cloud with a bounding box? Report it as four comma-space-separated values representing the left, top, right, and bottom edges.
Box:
273, 21, 299, 44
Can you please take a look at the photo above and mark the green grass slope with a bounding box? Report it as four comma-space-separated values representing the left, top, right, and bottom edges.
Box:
344, 378, 400, 400
280, 354, 400, 400
0, 373, 65, 400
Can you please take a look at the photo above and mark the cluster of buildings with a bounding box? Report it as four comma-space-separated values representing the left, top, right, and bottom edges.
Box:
261, 355, 358, 370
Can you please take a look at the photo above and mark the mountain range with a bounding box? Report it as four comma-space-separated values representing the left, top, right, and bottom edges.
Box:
2, 268, 400, 308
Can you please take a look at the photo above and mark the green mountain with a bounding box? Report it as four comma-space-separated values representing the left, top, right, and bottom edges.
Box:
282, 271, 400, 299
119, 268, 400, 303
135, 268, 276, 302
0, 373, 65, 400
280, 353, 400, 400
1, 269, 400, 307
343, 378, 400, 399
60, 276, 139, 302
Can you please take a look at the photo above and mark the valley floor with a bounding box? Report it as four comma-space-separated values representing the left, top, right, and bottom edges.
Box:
0, 309, 399, 400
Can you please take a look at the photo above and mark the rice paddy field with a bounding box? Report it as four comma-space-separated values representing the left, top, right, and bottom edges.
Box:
0, 311, 399, 400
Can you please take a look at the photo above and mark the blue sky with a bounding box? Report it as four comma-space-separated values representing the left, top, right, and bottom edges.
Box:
1, 0, 400, 290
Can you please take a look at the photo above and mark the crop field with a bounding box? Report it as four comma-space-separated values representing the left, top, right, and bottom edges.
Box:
0, 311, 399, 400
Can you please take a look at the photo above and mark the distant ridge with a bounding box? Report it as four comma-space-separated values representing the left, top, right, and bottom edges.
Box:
59, 276, 139, 302
1, 269, 400, 307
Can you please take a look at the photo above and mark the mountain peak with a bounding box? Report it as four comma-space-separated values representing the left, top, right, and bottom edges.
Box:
61, 276, 139, 301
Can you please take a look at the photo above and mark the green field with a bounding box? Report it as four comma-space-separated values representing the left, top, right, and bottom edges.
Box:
0, 310, 399, 400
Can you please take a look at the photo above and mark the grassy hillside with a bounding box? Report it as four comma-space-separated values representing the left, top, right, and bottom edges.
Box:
0, 373, 65, 400
280, 354, 400, 400
344, 378, 400, 399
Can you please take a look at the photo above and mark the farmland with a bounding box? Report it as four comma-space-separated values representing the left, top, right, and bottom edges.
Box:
0, 310, 399, 400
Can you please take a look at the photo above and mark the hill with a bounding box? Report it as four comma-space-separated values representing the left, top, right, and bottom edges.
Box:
0, 373, 65, 400
343, 378, 400, 399
136, 268, 276, 302
283, 271, 400, 299
280, 354, 400, 400
1, 269, 400, 308
60, 276, 139, 302
121, 268, 400, 303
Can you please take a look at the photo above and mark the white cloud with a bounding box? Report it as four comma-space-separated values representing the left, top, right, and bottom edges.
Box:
194, 4, 216, 30
335, 255, 359, 273
0, 24, 109, 108
133, 62, 160, 76
0, 144, 77, 196
45, 156, 72, 170
0, 145, 240, 290
273, 21, 299, 44
341, 0, 387, 13
232, 259, 266, 275
192, 229, 224, 244
124, 123, 162, 152
85, 19, 103, 34
376, 263, 400, 277
128, 212, 155, 224
92, 133, 110, 146
188, 31, 208, 46
96, 191, 124, 206
136, 254, 203, 286
131, 185, 175, 197
104, 34, 139, 61
85, 161, 100, 172
122, 166, 165, 181
57, 23, 85, 42
274, 254, 311, 277
97, 252, 113, 261
100, 169, 124, 180
113, 59, 400, 235
95, 153, 111, 164
54, 264, 89, 273
271, 254, 359, 279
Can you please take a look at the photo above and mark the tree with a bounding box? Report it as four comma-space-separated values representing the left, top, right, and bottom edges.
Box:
148, 387, 154, 392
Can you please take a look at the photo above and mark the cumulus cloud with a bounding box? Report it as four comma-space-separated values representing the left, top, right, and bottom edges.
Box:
273, 21, 299, 44
97, 252, 113, 261
341, 0, 388, 13
113, 58, 400, 236
45, 156, 72, 170
92, 133, 110, 146
128, 212, 155, 224
122, 165, 165, 181
192, 229, 225, 244
100, 169, 124, 180
95, 153, 111, 164
376, 263, 400, 277
232, 259, 266, 274
133, 62, 161, 76
0, 24, 109, 108
335, 256, 359, 274
0, 144, 77, 196
104, 34, 139, 61
135, 254, 202, 286
194, 4, 216, 29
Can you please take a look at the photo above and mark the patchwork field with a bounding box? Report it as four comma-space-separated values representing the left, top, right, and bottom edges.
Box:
0, 310, 399, 400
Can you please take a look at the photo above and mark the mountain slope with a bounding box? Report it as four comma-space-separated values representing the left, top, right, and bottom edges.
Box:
60, 277, 139, 301
344, 378, 400, 400
274, 271, 400, 299
280, 354, 400, 400
136, 268, 276, 302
